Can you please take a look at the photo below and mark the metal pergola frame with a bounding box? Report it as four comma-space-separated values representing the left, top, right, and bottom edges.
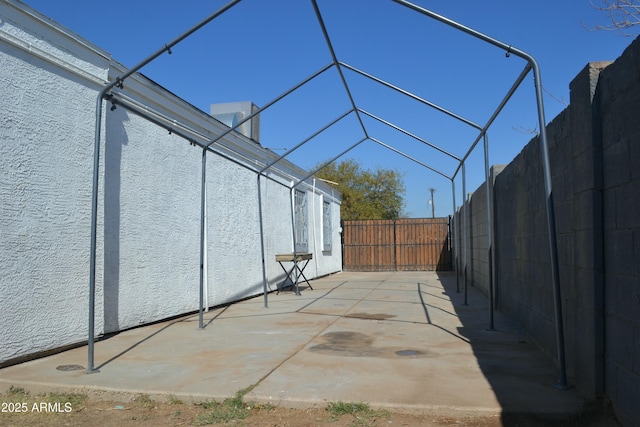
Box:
87, 0, 567, 389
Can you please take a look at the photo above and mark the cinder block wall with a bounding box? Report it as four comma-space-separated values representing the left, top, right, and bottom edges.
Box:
597, 36, 640, 427
458, 36, 640, 426
467, 177, 490, 295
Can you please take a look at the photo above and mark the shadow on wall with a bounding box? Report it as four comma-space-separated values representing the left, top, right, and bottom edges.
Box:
103, 109, 129, 333
437, 233, 452, 271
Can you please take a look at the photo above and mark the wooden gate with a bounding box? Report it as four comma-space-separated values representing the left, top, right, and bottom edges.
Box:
342, 218, 451, 271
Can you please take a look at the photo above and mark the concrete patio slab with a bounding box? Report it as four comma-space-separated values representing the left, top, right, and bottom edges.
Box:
0, 271, 586, 417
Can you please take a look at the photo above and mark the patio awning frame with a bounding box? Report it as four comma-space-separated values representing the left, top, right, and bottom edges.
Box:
86, 0, 567, 389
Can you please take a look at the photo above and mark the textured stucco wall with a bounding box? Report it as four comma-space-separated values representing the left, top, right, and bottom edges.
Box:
0, 2, 110, 363
102, 107, 202, 332
206, 154, 266, 303
1, 2, 342, 365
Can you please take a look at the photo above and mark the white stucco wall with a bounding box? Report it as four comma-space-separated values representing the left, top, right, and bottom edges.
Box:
1, 0, 341, 365
102, 106, 202, 332
0, 1, 110, 363
206, 154, 265, 303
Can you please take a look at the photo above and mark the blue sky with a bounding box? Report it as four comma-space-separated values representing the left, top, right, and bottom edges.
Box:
22, 0, 634, 217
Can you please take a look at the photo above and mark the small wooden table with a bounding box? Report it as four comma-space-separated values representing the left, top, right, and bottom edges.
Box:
275, 253, 313, 294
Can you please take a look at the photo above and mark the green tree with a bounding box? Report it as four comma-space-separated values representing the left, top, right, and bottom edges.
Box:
313, 159, 405, 220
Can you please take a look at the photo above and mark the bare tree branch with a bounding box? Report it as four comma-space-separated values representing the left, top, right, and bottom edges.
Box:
587, 0, 640, 36
512, 125, 539, 136
543, 86, 568, 107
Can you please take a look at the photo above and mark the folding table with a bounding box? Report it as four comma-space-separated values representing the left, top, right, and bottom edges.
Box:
275, 252, 313, 295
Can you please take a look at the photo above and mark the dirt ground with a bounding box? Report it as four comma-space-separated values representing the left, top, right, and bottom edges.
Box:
0, 387, 621, 427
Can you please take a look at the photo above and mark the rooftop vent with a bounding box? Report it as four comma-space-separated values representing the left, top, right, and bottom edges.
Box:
210, 101, 260, 144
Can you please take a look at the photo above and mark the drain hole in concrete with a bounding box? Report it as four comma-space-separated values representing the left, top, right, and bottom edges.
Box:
395, 349, 424, 356
56, 364, 85, 371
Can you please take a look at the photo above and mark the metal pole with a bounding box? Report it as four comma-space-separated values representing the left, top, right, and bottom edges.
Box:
199, 148, 206, 329
452, 179, 459, 293
341, 62, 481, 130
369, 137, 450, 179
110, 0, 242, 95
530, 59, 568, 389
289, 185, 300, 296
391, 3, 566, 383
462, 163, 468, 305
292, 137, 368, 186
88, 0, 242, 373
359, 109, 461, 161
429, 188, 435, 218
203, 164, 209, 313
258, 109, 353, 176
205, 63, 336, 149
108, 93, 288, 189
483, 134, 495, 331
310, 0, 368, 137
87, 89, 104, 374
452, 64, 532, 179
257, 174, 269, 308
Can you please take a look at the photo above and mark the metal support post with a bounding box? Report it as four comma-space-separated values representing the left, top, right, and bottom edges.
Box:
289, 185, 300, 296
483, 134, 495, 331
531, 62, 568, 389
429, 188, 435, 218
462, 163, 468, 305
257, 174, 269, 308
452, 179, 459, 293
199, 148, 206, 329
393, 0, 567, 387
87, 0, 242, 373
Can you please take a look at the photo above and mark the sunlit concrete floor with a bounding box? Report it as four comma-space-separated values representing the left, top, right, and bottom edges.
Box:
0, 271, 585, 417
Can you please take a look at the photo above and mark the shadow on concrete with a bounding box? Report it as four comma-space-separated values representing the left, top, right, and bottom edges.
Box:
418, 282, 471, 343
432, 270, 601, 424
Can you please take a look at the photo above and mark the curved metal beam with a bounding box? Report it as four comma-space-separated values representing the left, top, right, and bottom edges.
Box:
394, 0, 566, 388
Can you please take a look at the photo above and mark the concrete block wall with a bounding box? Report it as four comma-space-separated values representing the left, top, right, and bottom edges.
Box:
467, 176, 490, 296
457, 36, 640, 425
597, 36, 640, 427
0, 1, 342, 366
